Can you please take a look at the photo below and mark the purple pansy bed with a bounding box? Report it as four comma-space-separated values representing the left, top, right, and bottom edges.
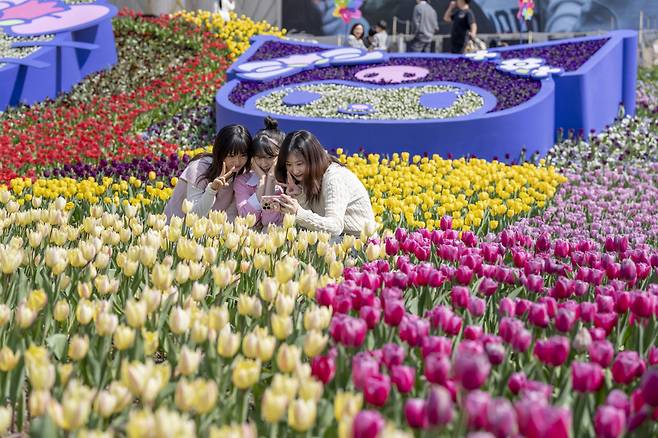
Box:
215, 32, 636, 160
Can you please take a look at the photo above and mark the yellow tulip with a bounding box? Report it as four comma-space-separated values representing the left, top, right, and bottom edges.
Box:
232, 358, 260, 390
287, 398, 317, 432
261, 388, 288, 423
113, 326, 136, 351
0, 347, 20, 372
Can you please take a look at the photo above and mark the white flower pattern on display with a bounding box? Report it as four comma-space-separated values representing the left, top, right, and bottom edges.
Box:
464, 50, 500, 62
234, 47, 388, 82
496, 57, 562, 80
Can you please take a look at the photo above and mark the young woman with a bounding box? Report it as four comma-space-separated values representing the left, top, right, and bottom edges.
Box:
233, 117, 285, 227
347, 23, 367, 49
273, 130, 376, 237
165, 124, 251, 221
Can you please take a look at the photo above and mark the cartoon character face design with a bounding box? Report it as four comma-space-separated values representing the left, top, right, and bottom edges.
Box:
355, 65, 430, 84
0, 0, 114, 37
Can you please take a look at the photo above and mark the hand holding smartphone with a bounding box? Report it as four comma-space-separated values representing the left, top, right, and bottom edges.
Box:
262, 195, 281, 210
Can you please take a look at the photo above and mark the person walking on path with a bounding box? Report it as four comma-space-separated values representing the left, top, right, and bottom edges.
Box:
408, 0, 439, 53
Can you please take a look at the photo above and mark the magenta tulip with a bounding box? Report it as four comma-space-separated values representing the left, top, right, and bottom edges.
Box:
404, 398, 427, 429
364, 373, 391, 407
352, 410, 385, 438
383, 299, 405, 327
508, 372, 527, 395
352, 354, 380, 390
555, 308, 576, 333
534, 336, 570, 367
425, 385, 453, 426
571, 361, 604, 392
453, 341, 491, 390
640, 367, 658, 407
589, 340, 614, 368
421, 336, 452, 359
465, 390, 491, 429
487, 398, 518, 438
594, 405, 626, 438
611, 351, 644, 385
424, 352, 451, 385
381, 343, 405, 369
310, 354, 336, 384
391, 365, 415, 394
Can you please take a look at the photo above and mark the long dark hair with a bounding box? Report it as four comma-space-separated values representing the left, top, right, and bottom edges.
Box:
252, 116, 285, 159
191, 124, 252, 185
274, 130, 341, 204
350, 23, 365, 38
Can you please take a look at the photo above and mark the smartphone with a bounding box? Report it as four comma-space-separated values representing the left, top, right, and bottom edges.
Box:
262, 195, 281, 210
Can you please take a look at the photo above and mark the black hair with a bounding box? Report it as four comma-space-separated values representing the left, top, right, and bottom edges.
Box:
191, 124, 252, 184
275, 130, 341, 204
252, 116, 285, 158
350, 23, 365, 38
376, 20, 387, 30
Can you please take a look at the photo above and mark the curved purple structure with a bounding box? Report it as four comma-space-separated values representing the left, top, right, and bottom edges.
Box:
215, 31, 637, 160
0, 0, 118, 111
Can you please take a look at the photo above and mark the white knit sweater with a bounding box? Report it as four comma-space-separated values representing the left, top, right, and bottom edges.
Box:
295, 164, 376, 237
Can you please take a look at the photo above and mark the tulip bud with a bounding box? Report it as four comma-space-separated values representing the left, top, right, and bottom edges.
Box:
125, 299, 147, 328
0, 347, 20, 372
0, 304, 10, 327
288, 398, 317, 432
232, 358, 261, 389
259, 277, 279, 302
68, 335, 89, 361
217, 326, 241, 358
53, 300, 70, 322
303, 330, 328, 358
190, 282, 208, 301
177, 346, 202, 377
76, 299, 95, 325
262, 388, 288, 423
28, 390, 50, 417
208, 305, 229, 331
352, 410, 385, 438
277, 344, 301, 374
271, 314, 293, 340
16, 303, 36, 329
168, 307, 191, 335
190, 320, 209, 344
113, 326, 136, 351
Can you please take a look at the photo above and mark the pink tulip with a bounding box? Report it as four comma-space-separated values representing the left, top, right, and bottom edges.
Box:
511, 328, 532, 353
534, 336, 570, 367
525, 274, 544, 293
352, 410, 385, 438
381, 343, 405, 369
424, 352, 451, 385
640, 367, 658, 407
465, 325, 483, 341
421, 336, 452, 359
499, 298, 515, 317
516, 403, 571, 438
484, 342, 506, 366
329, 314, 367, 348
620, 259, 637, 282
352, 353, 380, 390
535, 233, 551, 253
589, 340, 614, 368
454, 341, 491, 390
571, 361, 604, 392
631, 292, 653, 318
456, 266, 474, 285
462, 231, 478, 247
579, 302, 596, 323
594, 405, 626, 438
359, 305, 381, 330
611, 351, 645, 385
444, 315, 463, 336
391, 365, 415, 393
404, 398, 427, 429
554, 240, 570, 258
606, 389, 630, 415
383, 299, 405, 327
399, 314, 429, 347
487, 398, 518, 438
555, 308, 576, 333
364, 373, 391, 407
385, 238, 399, 256
478, 277, 498, 296
465, 390, 491, 429
425, 385, 454, 426
528, 303, 550, 328
508, 372, 527, 395
440, 216, 453, 231
648, 346, 658, 365
468, 297, 486, 317
310, 354, 336, 384
593, 312, 618, 335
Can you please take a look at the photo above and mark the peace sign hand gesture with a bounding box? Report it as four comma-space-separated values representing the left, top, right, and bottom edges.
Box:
210, 162, 236, 191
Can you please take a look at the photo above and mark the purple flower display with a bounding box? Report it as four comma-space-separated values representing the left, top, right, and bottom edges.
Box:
500, 38, 609, 71
46, 153, 188, 181
497, 164, 658, 249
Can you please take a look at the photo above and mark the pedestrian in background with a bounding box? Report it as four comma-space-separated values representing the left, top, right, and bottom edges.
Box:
443, 0, 477, 54
408, 0, 439, 52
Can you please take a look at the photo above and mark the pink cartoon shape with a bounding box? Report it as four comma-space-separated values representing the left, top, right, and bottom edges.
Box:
355, 65, 430, 84
0, 0, 114, 37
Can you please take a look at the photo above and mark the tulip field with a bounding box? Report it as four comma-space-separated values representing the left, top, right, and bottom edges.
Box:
0, 9, 658, 438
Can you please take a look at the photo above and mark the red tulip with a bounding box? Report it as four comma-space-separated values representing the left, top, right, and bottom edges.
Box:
310, 354, 336, 384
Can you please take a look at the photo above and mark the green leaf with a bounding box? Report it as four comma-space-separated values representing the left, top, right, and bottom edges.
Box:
46, 333, 68, 361
29, 415, 59, 438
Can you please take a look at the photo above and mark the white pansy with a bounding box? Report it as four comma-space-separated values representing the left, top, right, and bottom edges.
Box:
465, 50, 500, 62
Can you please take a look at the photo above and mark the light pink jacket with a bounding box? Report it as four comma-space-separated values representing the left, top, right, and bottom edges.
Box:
233, 171, 283, 227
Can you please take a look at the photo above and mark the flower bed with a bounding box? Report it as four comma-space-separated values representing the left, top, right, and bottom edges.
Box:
255, 83, 485, 120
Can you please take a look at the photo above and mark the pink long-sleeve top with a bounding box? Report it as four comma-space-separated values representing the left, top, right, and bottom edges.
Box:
233, 171, 283, 227
164, 156, 238, 221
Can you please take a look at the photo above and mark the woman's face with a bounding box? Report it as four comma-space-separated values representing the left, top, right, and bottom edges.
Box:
285, 151, 307, 183
253, 154, 277, 173
224, 152, 248, 173
352, 25, 364, 39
